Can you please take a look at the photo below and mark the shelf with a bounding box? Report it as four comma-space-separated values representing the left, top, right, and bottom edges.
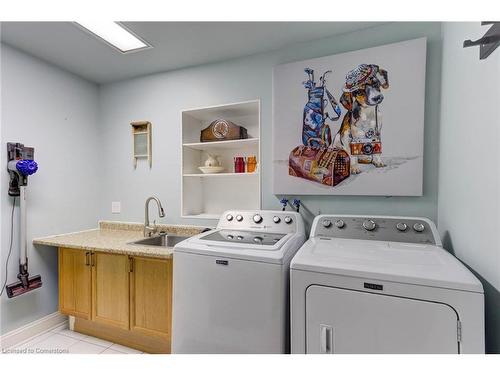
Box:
182, 100, 259, 122
183, 172, 259, 177
181, 99, 261, 218
183, 138, 259, 151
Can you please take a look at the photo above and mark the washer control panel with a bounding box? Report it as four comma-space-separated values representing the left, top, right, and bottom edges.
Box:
312, 215, 439, 245
218, 210, 301, 234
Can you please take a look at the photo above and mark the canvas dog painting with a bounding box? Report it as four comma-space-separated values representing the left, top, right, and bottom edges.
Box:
289, 64, 389, 186
333, 64, 389, 174
273, 38, 426, 196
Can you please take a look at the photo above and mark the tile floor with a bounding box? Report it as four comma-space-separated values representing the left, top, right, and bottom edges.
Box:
6, 322, 144, 354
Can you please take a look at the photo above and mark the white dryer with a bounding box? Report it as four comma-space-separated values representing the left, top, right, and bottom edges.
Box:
291, 215, 484, 354
173, 210, 305, 353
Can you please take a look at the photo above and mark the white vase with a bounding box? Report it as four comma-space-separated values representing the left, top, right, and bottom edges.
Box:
204, 154, 221, 167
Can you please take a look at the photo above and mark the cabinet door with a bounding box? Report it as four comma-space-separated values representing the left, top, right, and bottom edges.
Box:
91, 252, 130, 329
58, 247, 92, 319
130, 257, 172, 339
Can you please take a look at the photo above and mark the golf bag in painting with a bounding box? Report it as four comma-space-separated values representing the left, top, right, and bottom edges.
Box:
301, 68, 341, 148
289, 68, 349, 187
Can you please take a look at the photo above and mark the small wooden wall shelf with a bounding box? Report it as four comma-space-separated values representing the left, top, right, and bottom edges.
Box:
131, 121, 152, 168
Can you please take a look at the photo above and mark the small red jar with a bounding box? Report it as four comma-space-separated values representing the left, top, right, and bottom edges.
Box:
234, 156, 245, 173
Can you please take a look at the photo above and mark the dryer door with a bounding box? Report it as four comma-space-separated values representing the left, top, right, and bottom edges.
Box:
306, 285, 459, 354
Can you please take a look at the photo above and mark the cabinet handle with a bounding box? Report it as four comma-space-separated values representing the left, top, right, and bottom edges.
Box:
129, 257, 134, 273
320, 324, 333, 354
85, 252, 90, 266
91, 252, 96, 267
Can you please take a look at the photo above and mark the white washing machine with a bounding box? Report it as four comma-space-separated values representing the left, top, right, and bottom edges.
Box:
291, 215, 484, 354
172, 210, 305, 353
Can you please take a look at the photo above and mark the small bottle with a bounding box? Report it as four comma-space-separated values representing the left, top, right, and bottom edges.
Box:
234, 156, 245, 173
240, 157, 246, 173
247, 155, 257, 173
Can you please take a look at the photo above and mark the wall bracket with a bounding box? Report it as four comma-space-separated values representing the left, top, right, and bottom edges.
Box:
463, 22, 500, 60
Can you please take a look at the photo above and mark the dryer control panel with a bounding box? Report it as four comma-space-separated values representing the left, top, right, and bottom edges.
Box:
310, 215, 440, 245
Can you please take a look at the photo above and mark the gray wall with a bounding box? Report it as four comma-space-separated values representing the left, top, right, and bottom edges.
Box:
0, 44, 100, 334
98, 22, 443, 229
438, 22, 500, 353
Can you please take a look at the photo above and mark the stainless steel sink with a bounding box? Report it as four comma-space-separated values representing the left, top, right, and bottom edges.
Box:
129, 234, 189, 247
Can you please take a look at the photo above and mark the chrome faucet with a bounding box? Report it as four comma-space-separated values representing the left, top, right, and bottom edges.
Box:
144, 196, 165, 237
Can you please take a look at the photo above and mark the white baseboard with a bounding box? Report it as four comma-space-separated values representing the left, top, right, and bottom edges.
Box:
0, 311, 67, 349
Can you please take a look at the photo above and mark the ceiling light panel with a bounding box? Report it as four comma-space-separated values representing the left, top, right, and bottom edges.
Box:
75, 21, 151, 53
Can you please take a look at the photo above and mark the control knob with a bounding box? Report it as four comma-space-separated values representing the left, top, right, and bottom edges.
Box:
236, 215, 243, 222
322, 220, 332, 228
396, 222, 408, 232
362, 219, 376, 231
237, 235, 244, 240
227, 234, 234, 240
253, 236, 263, 244
226, 214, 233, 221
273, 216, 281, 223
335, 219, 345, 229
253, 214, 263, 224
284, 216, 293, 224
413, 223, 425, 232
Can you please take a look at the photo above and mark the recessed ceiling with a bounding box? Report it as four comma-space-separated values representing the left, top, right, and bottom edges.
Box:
1, 22, 384, 84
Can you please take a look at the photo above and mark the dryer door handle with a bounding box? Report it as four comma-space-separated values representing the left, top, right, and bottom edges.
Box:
320, 324, 333, 354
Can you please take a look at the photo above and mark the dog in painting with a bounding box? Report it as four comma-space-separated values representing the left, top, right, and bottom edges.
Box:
333, 64, 389, 174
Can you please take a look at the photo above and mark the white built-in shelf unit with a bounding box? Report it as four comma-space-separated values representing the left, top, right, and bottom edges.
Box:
181, 99, 261, 219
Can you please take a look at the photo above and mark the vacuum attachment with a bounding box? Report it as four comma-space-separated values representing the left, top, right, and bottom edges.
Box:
6, 267, 42, 298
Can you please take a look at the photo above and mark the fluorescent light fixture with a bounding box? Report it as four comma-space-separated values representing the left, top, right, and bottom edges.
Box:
75, 21, 151, 53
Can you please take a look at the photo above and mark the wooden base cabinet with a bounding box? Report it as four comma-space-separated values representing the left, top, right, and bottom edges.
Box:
58, 248, 92, 319
58, 248, 173, 353
92, 252, 130, 330
130, 257, 172, 339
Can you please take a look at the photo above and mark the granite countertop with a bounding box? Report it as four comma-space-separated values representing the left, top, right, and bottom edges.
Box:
33, 221, 209, 259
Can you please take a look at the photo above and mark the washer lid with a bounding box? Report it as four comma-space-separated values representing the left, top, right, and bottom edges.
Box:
291, 238, 483, 293
174, 229, 303, 264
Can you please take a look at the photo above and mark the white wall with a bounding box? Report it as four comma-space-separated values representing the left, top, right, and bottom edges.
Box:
98, 22, 443, 229
438, 22, 500, 353
0, 44, 100, 334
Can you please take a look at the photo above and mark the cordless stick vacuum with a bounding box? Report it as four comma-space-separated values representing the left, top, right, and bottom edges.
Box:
5, 142, 41, 298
